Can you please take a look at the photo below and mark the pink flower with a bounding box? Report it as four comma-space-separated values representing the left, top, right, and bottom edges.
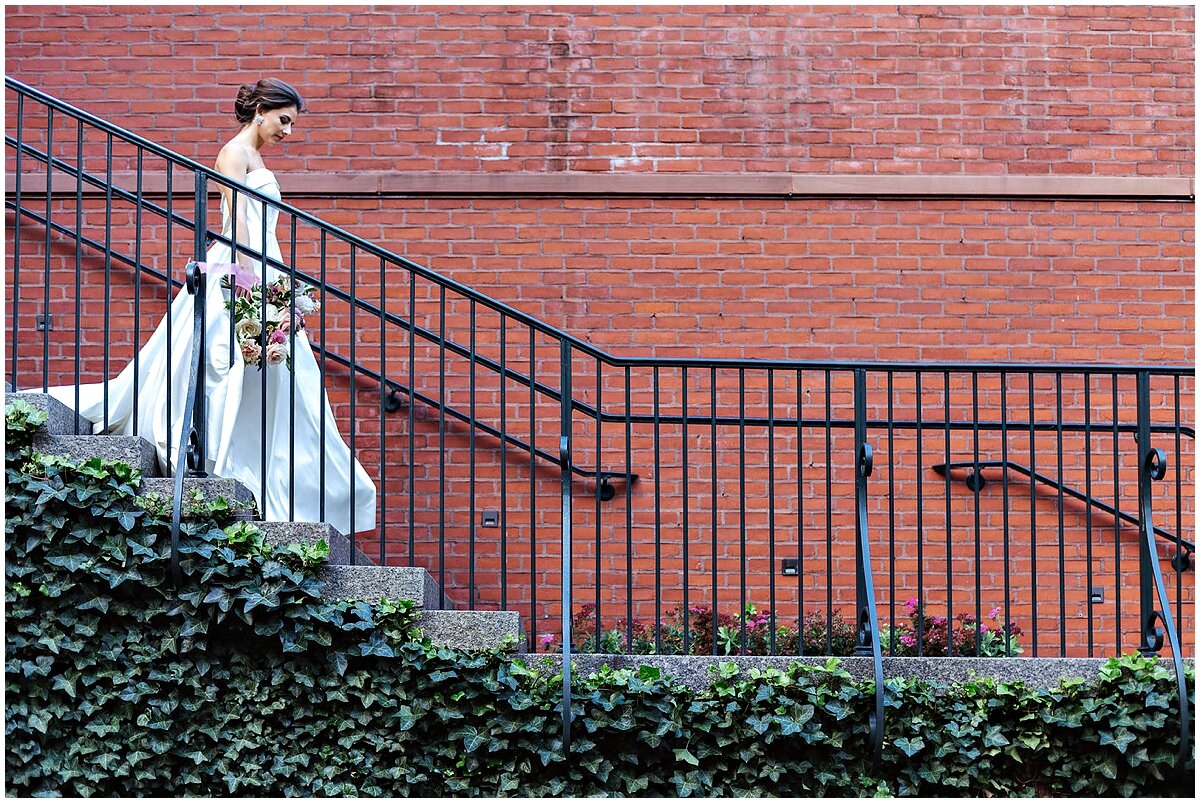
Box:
269, 329, 287, 344
240, 341, 262, 366
899, 633, 917, 647
265, 343, 288, 366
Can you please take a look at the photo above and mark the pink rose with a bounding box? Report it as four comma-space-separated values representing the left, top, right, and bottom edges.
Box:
265, 343, 287, 366
240, 341, 262, 366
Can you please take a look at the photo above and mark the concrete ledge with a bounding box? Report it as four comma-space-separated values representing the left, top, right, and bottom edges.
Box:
254, 521, 376, 567
529, 654, 1174, 690
138, 477, 258, 519
415, 610, 522, 652
31, 434, 159, 476
6, 392, 90, 436
317, 564, 450, 611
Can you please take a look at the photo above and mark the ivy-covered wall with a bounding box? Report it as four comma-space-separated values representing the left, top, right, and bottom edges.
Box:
4, 399, 1194, 796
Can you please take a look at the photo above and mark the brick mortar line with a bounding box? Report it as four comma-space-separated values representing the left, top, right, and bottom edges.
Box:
7, 172, 1195, 201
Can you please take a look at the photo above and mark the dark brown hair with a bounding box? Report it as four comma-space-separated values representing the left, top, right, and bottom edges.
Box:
233, 78, 304, 124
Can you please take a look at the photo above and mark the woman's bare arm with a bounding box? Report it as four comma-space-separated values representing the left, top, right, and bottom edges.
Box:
214, 143, 255, 270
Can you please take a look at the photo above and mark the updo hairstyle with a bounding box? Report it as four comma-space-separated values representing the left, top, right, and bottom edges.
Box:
233, 78, 304, 124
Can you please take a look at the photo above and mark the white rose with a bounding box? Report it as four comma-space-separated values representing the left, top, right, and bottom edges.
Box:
234, 316, 262, 341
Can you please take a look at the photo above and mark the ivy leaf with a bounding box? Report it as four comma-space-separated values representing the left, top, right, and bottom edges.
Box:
894, 736, 924, 757
674, 747, 700, 766
1099, 727, 1136, 755
242, 588, 280, 613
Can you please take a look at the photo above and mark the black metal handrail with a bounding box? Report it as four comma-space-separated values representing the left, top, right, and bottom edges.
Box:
1134, 373, 1190, 774
6, 78, 1194, 772
931, 459, 1195, 557
169, 261, 207, 587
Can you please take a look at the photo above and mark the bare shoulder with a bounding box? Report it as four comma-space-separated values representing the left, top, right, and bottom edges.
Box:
214, 141, 252, 179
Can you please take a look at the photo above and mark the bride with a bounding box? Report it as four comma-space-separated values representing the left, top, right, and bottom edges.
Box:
48, 78, 377, 536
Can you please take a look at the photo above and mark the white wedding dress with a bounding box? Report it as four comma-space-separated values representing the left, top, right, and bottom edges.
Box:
48, 167, 377, 535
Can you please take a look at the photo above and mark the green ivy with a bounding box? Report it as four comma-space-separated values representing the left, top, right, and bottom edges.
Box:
4, 399, 1195, 796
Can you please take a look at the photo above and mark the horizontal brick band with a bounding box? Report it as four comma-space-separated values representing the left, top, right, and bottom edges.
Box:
7, 171, 1195, 201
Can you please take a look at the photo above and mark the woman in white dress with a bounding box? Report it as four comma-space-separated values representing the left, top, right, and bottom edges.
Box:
49, 78, 377, 536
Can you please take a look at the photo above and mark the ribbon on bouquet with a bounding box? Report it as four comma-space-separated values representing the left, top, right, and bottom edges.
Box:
195, 261, 260, 290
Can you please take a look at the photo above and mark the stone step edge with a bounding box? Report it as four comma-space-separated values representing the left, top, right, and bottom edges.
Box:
414, 609, 523, 653
6, 391, 91, 437
31, 433, 161, 477
250, 521, 376, 568
317, 563, 454, 611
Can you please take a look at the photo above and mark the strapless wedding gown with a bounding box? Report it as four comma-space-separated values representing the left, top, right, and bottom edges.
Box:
47, 168, 377, 535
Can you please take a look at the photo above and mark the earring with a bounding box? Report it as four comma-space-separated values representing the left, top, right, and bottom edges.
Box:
254, 114, 265, 125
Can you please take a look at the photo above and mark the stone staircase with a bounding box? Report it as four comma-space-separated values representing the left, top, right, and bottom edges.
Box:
6, 391, 523, 653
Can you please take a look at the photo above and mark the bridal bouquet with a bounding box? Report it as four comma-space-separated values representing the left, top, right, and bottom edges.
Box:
222, 274, 320, 370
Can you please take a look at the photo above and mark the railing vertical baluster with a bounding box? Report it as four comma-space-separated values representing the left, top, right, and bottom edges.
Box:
972, 372, 981, 655
653, 365, 662, 651
1000, 373, 1012, 656
228, 188, 238, 370
408, 273, 416, 568
852, 368, 883, 772
318, 230, 328, 523
1028, 372, 1038, 656
738, 367, 747, 653
73, 119, 83, 429
767, 368, 776, 654
796, 369, 805, 655
1055, 372, 1066, 654
164, 166, 173, 456
41, 106, 53, 392
886, 371, 895, 657
499, 315, 507, 607
529, 329, 537, 651
102, 132, 113, 429
11, 90, 23, 392
627, 365, 635, 653
595, 358, 603, 652
469, 299, 477, 608
1084, 375, 1095, 655
1172, 376, 1183, 640
1111, 373, 1122, 654
559, 339, 574, 753
349, 247, 358, 550
710, 367, 718, 655
189, 171, 207, 469
132, 147, 143, 434
375, 253, 384, 559
259, 201, 269, 525
823, 369, 833, 654
915, 370, 924, 656
681, 366, 689, 654
942, 372, 952, 655
437, 284, 446, 599
289, 220, 298, 524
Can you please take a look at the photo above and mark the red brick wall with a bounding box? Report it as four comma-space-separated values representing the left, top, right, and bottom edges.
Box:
4, 5, 1194, 176
5, 6, 1194, 656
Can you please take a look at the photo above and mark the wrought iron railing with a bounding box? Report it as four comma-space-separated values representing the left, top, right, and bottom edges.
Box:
5, 77, 1194, 767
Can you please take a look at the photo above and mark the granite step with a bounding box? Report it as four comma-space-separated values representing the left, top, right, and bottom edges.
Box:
253, 521, 376, 567
137, 476, 259, 520
6, 391, 91, 436
316, 563, 454, 611
413, 609, 523, 652
31, 433, 160, 476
